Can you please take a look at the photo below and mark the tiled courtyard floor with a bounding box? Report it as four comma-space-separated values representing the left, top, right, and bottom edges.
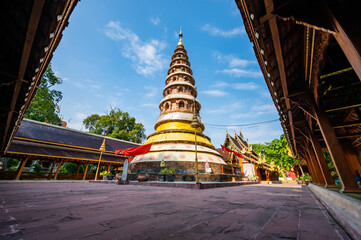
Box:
0, 182, 350, 240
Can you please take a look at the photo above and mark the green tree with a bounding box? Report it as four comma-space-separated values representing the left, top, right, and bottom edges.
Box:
251, 134, 298, 178
83, 108, 146, 143
6, 159, 19, 171
323, 151, 338, 180
24, 64, 63, 125
31, 162, 43, 173
60, 162, 79, 174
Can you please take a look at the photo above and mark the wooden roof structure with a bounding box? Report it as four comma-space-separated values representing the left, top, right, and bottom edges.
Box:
0, 0, 79, 155
222, 132, 276, 171
5, 119, 139, 165
236, 0, 361, 192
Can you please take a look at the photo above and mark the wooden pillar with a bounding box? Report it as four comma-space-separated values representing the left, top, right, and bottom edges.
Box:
341, 141, 361, 178
305, 157, 319, 184
75, 163, 81, 180
304, 150, 320, 184
14, 156, 30, 180
299, 165, 305, 177
47, 160, 56, 180
308, 147, 326, 185
313, 103, 361, 192
308, 129, 336, 187
107, 165, 111, 174
54, 160, 63, 180
82, 163, 89, 180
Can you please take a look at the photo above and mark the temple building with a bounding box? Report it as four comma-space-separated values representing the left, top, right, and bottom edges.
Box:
217, 131, 279, 181
130, 30, 229, 180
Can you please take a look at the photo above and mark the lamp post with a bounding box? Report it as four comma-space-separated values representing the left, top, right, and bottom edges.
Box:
95, 139, 106, 180
190, 98, 200, 183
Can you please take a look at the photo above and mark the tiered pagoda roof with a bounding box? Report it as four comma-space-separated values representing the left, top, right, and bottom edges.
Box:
131, 30, 226, 167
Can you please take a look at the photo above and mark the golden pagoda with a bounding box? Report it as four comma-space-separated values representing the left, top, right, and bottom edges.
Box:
130, 30, 226, 175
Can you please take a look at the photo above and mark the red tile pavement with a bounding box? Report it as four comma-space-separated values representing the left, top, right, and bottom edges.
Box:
0, 182, 351, 239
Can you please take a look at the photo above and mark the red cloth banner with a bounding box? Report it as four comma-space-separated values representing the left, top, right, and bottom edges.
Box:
115, 143, 152, 156
221, 145, 243, 159
221, 145, 233, 153
233, 151, 244, 159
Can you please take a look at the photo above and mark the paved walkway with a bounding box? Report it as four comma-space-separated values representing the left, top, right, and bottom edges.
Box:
0, 183, 350, 239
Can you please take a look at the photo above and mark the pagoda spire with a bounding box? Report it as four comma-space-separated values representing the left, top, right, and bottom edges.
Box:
178, 27, 183, 46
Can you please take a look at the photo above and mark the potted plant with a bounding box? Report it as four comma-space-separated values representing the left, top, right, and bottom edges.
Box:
158, 168, 167, 181
100, 170, 108, 180
249, 175, 259, 182
166, 168, 176, 182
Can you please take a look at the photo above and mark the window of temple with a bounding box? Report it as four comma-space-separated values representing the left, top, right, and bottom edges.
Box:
179, 101, 184, 108
165, 102, 169, 111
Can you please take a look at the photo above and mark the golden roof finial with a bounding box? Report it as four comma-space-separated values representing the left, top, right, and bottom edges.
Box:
178, 27, 183, 46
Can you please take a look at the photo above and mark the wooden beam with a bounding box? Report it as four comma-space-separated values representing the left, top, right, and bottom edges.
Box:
264, 0, 297, 153
75, 163, 81, 180
325, 5, 361, 81
280, 91, 306, 100
326, 103, 361, 113
2, 0, 45, 151
318, 132, 361, 140
47, 161, 56, 180
82, 163, 89, 180
54, 160, 63, 180
314, 120, 361, 131
14, 157, 30, 180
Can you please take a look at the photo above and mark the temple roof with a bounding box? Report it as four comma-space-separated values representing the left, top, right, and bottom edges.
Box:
6, 119, 139, 164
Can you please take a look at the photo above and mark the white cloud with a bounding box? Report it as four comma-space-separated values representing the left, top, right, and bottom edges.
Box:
213, 52, 260, 79
201, 90, 228, 97
150, 17, 161, 25
144, 86, 158, 98
69, 79, 101, 89
85, 79, 101, 89
218, 68, 262, 78
233, 82, 259, 90
213, 81, 229, 88
229, 58, 255, 68
141, 103, 158, 108
243, 125, 283, 144
207, 109, 227, 114
253, 104, 275, 112
72, 81, 85, 88
214, 52, 255, 68
230, 104, 276, 120
104, 21, 167, 76
201, 24, 245, 38
75, 112, 87, 120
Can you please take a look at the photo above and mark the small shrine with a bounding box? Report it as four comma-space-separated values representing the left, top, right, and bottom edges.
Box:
218, 131, 279, 181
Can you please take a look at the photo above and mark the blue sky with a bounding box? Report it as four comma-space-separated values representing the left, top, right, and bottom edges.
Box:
51, 0, 283, 146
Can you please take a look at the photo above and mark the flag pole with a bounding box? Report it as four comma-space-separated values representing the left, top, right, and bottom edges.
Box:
95, 139, 106, 180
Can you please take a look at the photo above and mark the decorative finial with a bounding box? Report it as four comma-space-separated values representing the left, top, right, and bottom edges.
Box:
178, 27, 183, 46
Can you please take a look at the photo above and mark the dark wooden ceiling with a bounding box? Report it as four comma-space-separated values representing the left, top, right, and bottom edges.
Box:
236, 0, 361, 156
0, 0, 78, 155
